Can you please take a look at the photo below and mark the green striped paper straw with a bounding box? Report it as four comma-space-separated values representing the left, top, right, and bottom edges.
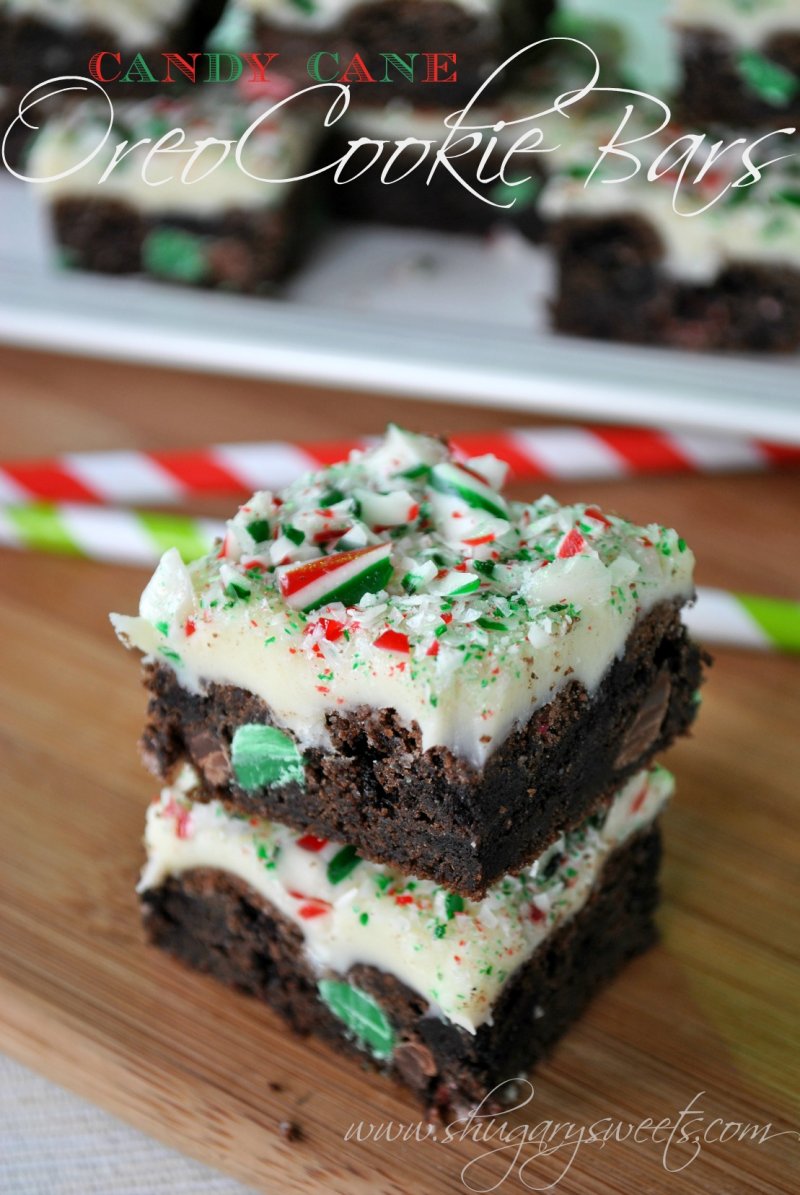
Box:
0, 500, 222, 566
0, 501, 798, 653
682, 588, 800, 654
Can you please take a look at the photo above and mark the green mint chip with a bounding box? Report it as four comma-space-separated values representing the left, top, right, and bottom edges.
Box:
737, 50, 798, 107
142, 227, 208, 284
326, 844, 361, 885
231, 724, 305, 792
317, 980, 395, 1059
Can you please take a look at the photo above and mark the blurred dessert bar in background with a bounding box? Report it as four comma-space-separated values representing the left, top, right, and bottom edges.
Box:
0, 0, 227, 90
236, 0, 556, 102
541, 118, 800, 352
673, 0, 800, 128
27, 95, 324, 291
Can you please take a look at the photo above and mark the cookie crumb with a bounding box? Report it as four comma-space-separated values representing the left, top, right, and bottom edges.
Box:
279, 1120, 302, 1143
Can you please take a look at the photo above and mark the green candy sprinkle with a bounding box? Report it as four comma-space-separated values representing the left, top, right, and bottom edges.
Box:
225, 580, 251, 601
445, 892, 464, 920
318, 488, 345, 507
397, 463, 431, 481
317, 980, 395, 1059
359, 912, 369, 926
246, 518, 271, 543
231, 724, 305, 792
737, 50, 798, 107
477, 617, 508, 632
282, 524, 305, 546
327, 844, 361, 885
489, 174, 541, 210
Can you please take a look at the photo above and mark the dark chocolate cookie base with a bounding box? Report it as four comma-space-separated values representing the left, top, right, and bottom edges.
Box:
329, 129, 546, 239
139, 599, 704, 896
0, 0, 226, 93
253, 0, 554, 106
678, 29, 800, 129
50, 187, 324, 294
550, 214, 800, 353
141, 824, 661, 1120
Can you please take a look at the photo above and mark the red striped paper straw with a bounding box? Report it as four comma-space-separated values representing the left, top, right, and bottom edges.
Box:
1, 426, 797, 506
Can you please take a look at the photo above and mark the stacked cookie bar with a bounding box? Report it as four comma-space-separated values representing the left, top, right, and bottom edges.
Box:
113, 425, 705, 1118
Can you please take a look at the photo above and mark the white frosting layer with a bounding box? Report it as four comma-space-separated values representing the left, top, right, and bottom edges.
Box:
4, 0, 188, 44
672, 0, 800, 47
539, 117, 800, 282
112, 427, 695, 767
242, 0, 498, 33
26, 98, 316, 214
139, 765, 673, 1032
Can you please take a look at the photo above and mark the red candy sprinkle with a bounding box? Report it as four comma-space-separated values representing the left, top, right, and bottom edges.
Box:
318, 617, 345, 642
184, 618, 196, 637
463, 534, 495, 547
299, 903, 331, 920
557, 528, 586, 558
394, 894, 414, 906
374, 629, 410, 654
584, 505, 611, 527
286, 887, 333, 919
530, 905, 546, 923
630, 783, 649, 814
426, 640, 439, 657
297, 834, 329, 852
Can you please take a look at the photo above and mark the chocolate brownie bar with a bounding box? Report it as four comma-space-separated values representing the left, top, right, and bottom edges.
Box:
240, 0, 554, 104
540, 112, 800, 352
113, 426, 703, 896
0, 0, 226, 92
673, 0, 800, 128
26, 96, 324, 292
139, 764, 670, 1118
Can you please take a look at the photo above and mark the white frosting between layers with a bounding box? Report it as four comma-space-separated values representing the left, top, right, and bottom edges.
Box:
139, 765, 673, 1033
112, 429, 695, 767
241, 0, 498, 33
672, 0, 800, 47
26, 98, 317, 213
3, 0, 188, 44
538, 114, 800, 283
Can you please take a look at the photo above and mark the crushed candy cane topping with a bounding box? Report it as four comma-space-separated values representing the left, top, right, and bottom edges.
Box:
112, 425, 695, 765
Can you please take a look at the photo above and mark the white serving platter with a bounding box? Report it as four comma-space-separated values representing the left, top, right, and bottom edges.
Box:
0, 177, 798, 442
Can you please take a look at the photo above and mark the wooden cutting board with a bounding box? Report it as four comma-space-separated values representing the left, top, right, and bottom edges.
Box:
0, 357, 798, 1194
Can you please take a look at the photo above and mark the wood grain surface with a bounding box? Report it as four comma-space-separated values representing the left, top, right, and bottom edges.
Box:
0, 344, 798, 1194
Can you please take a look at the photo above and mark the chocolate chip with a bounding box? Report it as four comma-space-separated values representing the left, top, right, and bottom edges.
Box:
278, 1120, 302, 1143
614, 669, 671, 769
393, 1041, 438, 1089
187, 730, 230, 786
